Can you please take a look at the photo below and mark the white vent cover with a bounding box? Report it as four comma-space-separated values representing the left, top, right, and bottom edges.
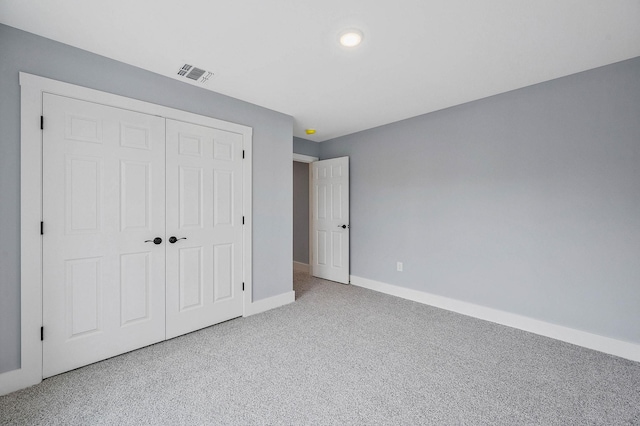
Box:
177, 64, 213, 84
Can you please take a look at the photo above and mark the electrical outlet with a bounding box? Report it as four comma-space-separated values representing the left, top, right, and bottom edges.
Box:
397, 262, 403, 272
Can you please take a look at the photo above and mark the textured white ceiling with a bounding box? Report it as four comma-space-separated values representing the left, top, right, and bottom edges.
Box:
1, 1, 639, 141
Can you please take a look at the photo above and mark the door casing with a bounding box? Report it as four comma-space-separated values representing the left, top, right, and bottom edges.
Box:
292, 153, 318, 273
13, 72, 253, 393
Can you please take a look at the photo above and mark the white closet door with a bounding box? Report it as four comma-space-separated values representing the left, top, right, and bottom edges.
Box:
42, 94, 166, 378
310, 157, 350, 284
165, 119, 244, 339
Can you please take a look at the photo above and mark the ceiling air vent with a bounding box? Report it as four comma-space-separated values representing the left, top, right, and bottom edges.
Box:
177, 64, 213, 84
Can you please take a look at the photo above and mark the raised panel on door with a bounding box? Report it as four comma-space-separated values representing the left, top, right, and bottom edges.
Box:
65, 156, 102, 234
179, 247, 204, 310
120, 252, 151, 326
165, 119, 244, 339
310, 157, 350, 284
179, 167, 204, 229
42, 94, 166, 378
120, 161, 151, 231
213, 243, 234, 302
65, 257, 102, 338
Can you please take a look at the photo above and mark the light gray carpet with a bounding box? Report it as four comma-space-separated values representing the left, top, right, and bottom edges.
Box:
1, 271, 639, 425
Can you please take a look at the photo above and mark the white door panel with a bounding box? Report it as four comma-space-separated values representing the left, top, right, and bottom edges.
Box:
42, 94, 166, 378
165, 119, 244, 339
311, 157, 350, 284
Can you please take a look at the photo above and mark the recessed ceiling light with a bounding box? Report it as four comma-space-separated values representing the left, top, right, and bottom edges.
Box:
339, 29, 363, 48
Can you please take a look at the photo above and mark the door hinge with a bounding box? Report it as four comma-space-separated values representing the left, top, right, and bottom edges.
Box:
40, 116, 44, 130
40, 327, 44, 341
242, 282, 245, 291
242, 150, 245, 159
242, 216, 245, 225
40, 221, 44, 235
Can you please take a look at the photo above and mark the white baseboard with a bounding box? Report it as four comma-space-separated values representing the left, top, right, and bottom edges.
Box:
0, 367, 40, 397
350, 275, 640, 362
293, 261, 310, 273
244, 290, 295, 317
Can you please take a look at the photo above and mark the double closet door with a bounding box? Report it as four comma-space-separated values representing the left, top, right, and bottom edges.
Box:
42, 94, 244, 378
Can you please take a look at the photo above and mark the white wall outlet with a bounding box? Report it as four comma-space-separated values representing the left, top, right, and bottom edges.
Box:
397, 262, 403, 272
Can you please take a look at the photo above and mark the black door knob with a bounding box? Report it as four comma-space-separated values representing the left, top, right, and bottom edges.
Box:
338, 224, 349, 229
169, 236, 187, 244
144, 237, 163, 245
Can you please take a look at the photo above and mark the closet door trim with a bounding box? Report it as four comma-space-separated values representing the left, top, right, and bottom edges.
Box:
12, 72, 253, 396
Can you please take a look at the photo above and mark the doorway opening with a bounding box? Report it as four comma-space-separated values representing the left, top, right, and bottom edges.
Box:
292, 153, 350, 285
293, 153, 318, 275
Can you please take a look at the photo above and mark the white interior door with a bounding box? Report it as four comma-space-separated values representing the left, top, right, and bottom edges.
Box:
42, 94, 166, 378
310, 157, 350, 284
165, 119, 244, 339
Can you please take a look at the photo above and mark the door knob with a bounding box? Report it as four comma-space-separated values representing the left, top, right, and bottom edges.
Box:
338, 224, 349, 229
169, 236, 187, 244
144, 237, 163, 245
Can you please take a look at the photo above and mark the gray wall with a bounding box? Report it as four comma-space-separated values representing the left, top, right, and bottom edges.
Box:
0, 24, 293, 374
293, 137, 320, 158
293, 162, 310, 264
320, 57, 640, 344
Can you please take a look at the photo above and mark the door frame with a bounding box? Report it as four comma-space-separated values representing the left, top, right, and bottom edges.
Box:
292, 153, 318, 163
292, 153, 318, 273
8, 72, 253, 395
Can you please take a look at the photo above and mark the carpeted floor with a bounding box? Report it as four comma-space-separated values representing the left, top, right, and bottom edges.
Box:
1, 271, 639, 425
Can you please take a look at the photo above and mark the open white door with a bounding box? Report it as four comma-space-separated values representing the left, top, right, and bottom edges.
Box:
310, 157, 350, 284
